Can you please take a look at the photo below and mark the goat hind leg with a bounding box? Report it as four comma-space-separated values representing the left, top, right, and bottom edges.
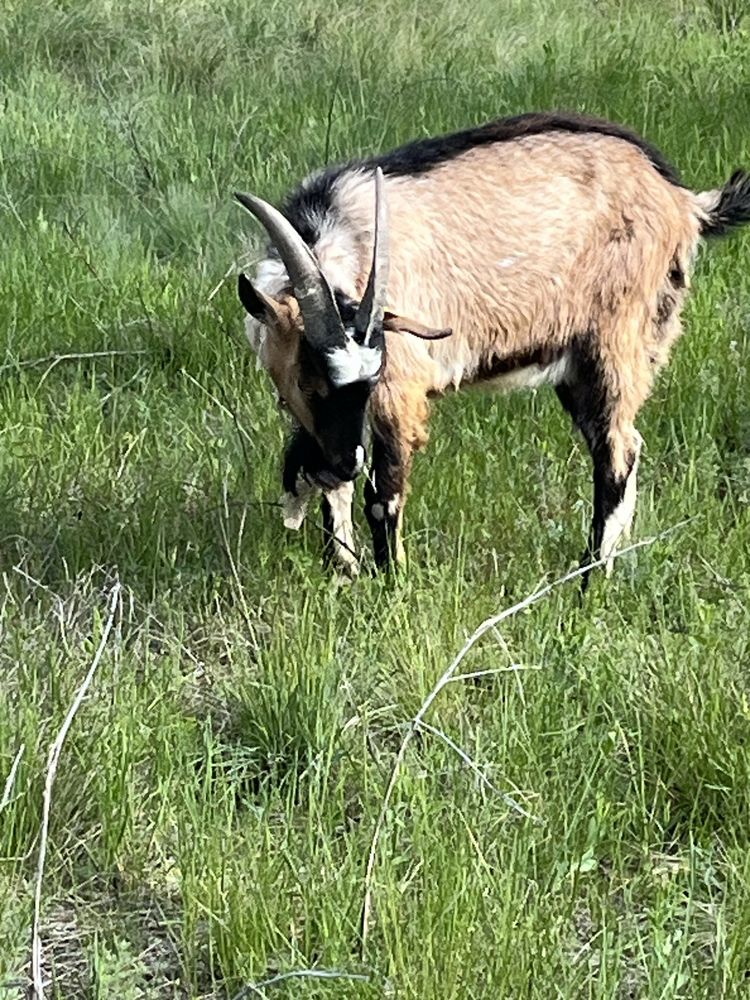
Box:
557, 366, 643, 588
598, 428, 642, 574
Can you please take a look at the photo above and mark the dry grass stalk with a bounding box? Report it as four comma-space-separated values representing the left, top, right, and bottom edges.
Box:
359, 521, 693, 956
30, 582, 122, 1000
1, 743, 25, 811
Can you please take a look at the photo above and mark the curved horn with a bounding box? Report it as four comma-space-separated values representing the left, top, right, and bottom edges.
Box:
234, 191, 345, 350
354, 167, 389, 346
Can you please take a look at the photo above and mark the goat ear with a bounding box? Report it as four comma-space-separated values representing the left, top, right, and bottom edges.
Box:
238, 272, 281, 325
383, 311, 452, 340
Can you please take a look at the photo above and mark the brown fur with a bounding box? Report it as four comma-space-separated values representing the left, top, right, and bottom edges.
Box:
330, 133, 699, 401
325, 132, 700, 526
245, 125, 726, 575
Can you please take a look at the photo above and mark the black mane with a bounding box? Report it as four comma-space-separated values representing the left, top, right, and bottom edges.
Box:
281, 110, 683, 246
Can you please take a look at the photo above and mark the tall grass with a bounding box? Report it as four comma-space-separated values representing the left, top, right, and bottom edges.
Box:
1, 0, 749, 996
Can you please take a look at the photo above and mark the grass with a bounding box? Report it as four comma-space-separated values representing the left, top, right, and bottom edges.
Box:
1, 0, 749, 995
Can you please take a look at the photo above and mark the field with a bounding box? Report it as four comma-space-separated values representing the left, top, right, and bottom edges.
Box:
1, 0, 750, 996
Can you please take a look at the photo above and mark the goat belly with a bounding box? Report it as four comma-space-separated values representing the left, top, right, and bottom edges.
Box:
473, 347, 571, 392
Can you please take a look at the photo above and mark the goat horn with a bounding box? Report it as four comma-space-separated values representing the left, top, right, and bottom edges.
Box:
234, 191, 345, 350
354, 167, 390, 346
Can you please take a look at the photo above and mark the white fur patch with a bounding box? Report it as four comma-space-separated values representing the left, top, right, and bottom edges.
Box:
326, 340, 382, 387
486, 353, 571, 393
255, 256, 288, 295
601, 432, 643, 575
280, 474, 319, 530
694, 189, 723, 234
354, 445, 365, 473
386, 495, 400, 517
327, 480, 358, 577
314, 217, 361, 299
370, 502, 384, 521
695, 188, 721, 214
280, 478, 357, 577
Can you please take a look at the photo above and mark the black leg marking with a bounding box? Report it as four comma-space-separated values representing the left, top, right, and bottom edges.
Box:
364, 421, 407, 571
556, 342, 635, 592
590, 454, 629, 562
321, 495, 335, 568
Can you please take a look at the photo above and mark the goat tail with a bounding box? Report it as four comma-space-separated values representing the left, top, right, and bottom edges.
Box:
697, 169, 750, 238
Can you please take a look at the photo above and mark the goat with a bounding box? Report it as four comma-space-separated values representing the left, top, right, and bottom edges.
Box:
234, 111, 750, 583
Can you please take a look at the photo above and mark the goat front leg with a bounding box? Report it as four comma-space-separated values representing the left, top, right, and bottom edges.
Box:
321, 483, 358, 578
281, 427, 358, 577
280, 427, 321, 530
364, 422, 410, 571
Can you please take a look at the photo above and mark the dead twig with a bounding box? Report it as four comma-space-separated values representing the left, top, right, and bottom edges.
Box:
1, 743, 25, 811
323, 59, 345, 164
95, 77, 157, 190
59, 219, 108, 292
30, 582, 122, 1000
359, 519, 694, 956
231, 968, 371, 1000
0, 350, 148, 378
415, 720, 533, 816
449, 664, 540, 683
207, 261, 237, 302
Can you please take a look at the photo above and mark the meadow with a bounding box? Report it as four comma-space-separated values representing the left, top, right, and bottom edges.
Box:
1, 0, 750, 995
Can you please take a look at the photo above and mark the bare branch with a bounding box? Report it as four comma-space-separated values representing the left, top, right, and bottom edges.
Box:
416, 720, 534, 818
59, 219, 108, 291
231, 968, 370, 1000
30, 582, 122, 1000
0, 350, 149, 377
1, 743, 25, 811
359, 519, 694, 956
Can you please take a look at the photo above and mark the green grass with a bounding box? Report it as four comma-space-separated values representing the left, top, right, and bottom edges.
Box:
1, 0, 750, 996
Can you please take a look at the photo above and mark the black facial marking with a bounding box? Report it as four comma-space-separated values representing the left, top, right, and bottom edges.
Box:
334, 291, 359, 325
309, 380, 372, 481
333, 291, 384, 348
282, 427, 329, 494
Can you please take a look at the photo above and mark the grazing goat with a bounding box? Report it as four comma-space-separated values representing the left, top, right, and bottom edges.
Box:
234, 111, 750, 582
